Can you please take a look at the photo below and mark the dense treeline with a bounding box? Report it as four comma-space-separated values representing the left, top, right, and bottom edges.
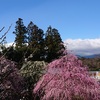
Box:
0, 19, 65, 100
0, 18, 65, 99
80, 57, 100, 71
2, 18, 100, 71
2, 18, 65, 65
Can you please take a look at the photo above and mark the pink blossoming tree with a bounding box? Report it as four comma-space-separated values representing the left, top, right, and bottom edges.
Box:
33, 53, 100, 100
0, 56, 25, 100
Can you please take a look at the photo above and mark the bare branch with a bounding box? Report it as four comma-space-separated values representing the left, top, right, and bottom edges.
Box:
0, 42, 15, 60
0, 27, 5, 32
0, 24, 13, 59
0, 24, 12, 40
0, 36, 6, 44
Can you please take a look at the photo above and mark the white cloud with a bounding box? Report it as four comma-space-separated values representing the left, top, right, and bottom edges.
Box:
64, 38, 100, 56
1, 39, 100, 56
5, 42, 14, 47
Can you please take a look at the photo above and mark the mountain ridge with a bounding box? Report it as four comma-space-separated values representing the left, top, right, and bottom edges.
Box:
77, 54, 100, 58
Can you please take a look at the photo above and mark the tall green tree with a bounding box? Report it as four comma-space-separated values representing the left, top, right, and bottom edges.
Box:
45, 26, 65, 62
27, 21, 45, 61
13, 18, 27, 64
13, 18, 27, 49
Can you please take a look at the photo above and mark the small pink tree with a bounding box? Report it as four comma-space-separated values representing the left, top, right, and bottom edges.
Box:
0, 56, 25, 100
33, 53, 100, 100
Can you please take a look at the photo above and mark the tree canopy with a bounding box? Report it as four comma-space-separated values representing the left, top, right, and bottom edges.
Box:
44, 26, 65, 62
13, 18, 27, 49
27, 21, 45, 61
2, 18, 65, 63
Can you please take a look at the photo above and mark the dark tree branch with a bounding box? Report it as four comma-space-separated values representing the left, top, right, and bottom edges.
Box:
0, 27, 5, 32
0, 24, 12, 40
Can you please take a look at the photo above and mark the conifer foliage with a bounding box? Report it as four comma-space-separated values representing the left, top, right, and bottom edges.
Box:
27, 21, 45, 61
10, 18, 28, 63
13, 18, 27, 48
33, 53, 100, 100
2, 18, 65, 63
45, 26, 65, 62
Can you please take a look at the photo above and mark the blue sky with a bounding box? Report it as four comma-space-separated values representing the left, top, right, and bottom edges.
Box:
0, 0, 100, 43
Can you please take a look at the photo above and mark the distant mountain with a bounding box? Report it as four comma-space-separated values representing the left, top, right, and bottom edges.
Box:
77, 54, 100, 58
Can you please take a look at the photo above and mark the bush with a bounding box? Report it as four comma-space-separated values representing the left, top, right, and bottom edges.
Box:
20, 61, 47, 99
20, 61, 47, 85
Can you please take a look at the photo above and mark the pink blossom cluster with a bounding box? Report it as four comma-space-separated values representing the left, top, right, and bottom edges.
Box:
0, 57, 25, 100
33, 53, 100, 100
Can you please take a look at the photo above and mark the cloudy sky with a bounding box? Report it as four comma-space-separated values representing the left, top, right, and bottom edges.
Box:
64, 38, 100, 56
1, 0, 100, 56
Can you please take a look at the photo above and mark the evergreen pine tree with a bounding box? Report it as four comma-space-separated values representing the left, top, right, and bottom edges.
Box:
45, 26, 65, 62
13, 18, 27, 64
27, 21, 44, 61
13, 18, 27, 49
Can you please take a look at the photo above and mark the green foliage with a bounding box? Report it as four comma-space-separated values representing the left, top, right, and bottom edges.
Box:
2, 46, 16, 60
3, 18, 28, 64
20, 61, 47, 88
80, 57, 100, 71
2, 46, 27, 67
13, 18, 27, 49
45, 26, 65, 62
27, 21, 45, 61
2, 18, 65, 66
20, 60, 47, 100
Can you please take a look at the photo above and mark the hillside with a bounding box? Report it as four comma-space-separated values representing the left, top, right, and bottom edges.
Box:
79, 55, 100, 71
80, 54, 100, 58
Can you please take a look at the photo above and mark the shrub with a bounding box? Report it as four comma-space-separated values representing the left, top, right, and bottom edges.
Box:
20, 61, 47, 99
20, 61, 47, 85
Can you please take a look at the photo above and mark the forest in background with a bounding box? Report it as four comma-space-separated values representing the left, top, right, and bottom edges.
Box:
1, 18, 65, 64
1, 18, 100, 71
80, 57, 100, 71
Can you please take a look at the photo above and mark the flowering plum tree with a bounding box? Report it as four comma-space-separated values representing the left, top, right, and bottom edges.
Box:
20, 61, 47, 85
33, 53, 100, 100
0, 57, 25, 100
20, 61, 47, 99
